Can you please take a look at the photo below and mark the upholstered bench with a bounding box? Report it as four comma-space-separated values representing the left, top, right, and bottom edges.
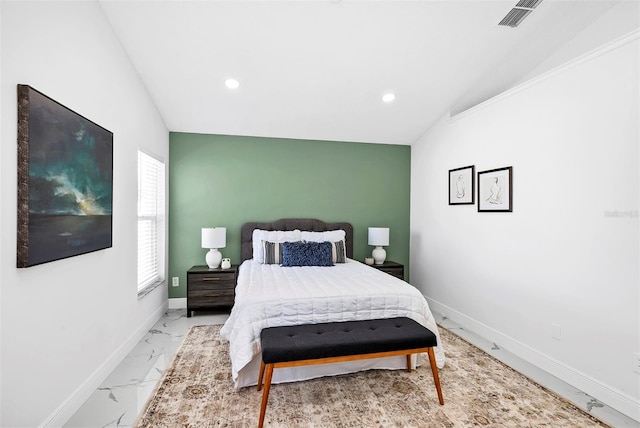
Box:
256, 317, 444, 428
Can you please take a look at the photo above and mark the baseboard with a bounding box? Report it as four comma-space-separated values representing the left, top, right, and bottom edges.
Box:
169, 297, 186, 309
41, 299, 169, 427
426, 298, 640, 422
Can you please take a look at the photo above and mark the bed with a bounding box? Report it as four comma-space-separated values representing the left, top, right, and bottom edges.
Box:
219, 218, 445, 389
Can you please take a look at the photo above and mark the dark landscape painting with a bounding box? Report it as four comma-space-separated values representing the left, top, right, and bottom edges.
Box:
17, 85, 113, 267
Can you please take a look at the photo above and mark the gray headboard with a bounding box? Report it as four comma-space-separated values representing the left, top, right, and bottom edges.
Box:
241, 218, 354, 263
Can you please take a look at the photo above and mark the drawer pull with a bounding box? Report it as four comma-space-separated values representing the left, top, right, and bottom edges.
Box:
202, 277, 221, 281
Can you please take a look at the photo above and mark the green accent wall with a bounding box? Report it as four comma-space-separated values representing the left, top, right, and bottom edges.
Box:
168, 133, 410, 298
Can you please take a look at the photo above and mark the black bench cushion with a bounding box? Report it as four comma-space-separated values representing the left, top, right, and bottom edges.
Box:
260, 317, 437, 364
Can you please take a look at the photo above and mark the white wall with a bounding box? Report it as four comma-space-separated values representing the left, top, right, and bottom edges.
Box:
0, 2, 169, 426
519, 1, 639, 85
411, 33, 639, 420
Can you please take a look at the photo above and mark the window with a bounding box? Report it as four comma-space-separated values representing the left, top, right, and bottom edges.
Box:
137, 151, 166, 295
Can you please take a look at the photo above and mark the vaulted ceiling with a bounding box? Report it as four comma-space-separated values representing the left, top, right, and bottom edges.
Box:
100, 0, 628, 145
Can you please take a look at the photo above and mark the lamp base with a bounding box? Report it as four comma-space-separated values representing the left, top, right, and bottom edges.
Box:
372, 246, 386, 265
206, 248, 222, 269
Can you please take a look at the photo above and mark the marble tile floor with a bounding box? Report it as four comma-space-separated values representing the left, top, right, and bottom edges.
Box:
65, 309, 639, 427
435, 314, 639, 428
64, 310, 229, 428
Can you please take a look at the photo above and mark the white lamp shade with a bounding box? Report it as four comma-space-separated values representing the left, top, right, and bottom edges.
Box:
201, 227, 226, 249
368, 227, 389, 246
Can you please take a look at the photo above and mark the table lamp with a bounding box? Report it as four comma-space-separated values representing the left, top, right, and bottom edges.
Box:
201, 227, 226, 268
368, 227, 389, 265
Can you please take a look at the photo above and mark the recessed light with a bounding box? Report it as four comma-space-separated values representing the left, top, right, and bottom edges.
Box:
382, 93, 396, 103
225, 78, 240, 89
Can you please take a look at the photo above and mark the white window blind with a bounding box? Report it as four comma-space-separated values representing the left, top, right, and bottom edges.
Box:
137, 151, 165, 294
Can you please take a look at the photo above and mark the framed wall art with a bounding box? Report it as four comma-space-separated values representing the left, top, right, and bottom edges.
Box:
478, 166, 512, 212
448, 165, 474, 205
17, 84, 113, 267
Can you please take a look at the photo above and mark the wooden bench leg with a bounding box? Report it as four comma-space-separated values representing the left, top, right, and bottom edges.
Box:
427, 347, 444, 405
258, 363, 274, 428
257, 360, 265, 391
406, 354, 412, 372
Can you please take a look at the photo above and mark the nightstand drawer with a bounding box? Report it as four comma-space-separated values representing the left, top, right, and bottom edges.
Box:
189, 291, 235, 307
377, 267, 404, 280
189, 285, 235, 296
188, 273, 235, 288
370, 261, 405, 281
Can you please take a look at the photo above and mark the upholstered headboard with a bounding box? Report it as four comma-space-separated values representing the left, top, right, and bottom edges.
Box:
241, 218, 354, 263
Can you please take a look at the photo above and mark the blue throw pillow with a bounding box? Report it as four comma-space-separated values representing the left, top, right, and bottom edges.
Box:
281, 241, 333, 267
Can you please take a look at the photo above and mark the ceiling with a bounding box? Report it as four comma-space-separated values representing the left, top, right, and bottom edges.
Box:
99, 0, 621, 145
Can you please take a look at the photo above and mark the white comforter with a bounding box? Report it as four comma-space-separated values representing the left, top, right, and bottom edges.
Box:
220, 259, 445, 388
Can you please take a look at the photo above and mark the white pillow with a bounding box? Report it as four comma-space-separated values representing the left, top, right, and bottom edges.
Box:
301, 230, 347, 263
300, 230, 346, 243
252, 229, 301, 263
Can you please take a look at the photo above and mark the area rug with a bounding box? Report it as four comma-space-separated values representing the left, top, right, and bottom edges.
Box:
135, 324, 608, 427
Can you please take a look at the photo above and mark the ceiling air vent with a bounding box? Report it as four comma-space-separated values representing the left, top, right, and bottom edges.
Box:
498, 0, 543, 28
515, 0, 543, 8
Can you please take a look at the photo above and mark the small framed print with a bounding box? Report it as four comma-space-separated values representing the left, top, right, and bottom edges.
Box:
449, 165, 474, 205
478, 166, 512, 212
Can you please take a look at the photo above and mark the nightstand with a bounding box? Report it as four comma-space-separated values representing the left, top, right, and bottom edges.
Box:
187, 265, 238, 317
370, 261, 404, 280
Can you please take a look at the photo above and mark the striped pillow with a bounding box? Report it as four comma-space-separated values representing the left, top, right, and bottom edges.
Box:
331, 240, 346, 264
263, 241, 284, 264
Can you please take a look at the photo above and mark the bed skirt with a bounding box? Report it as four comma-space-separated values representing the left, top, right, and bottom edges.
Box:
234, 352, 423, 389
